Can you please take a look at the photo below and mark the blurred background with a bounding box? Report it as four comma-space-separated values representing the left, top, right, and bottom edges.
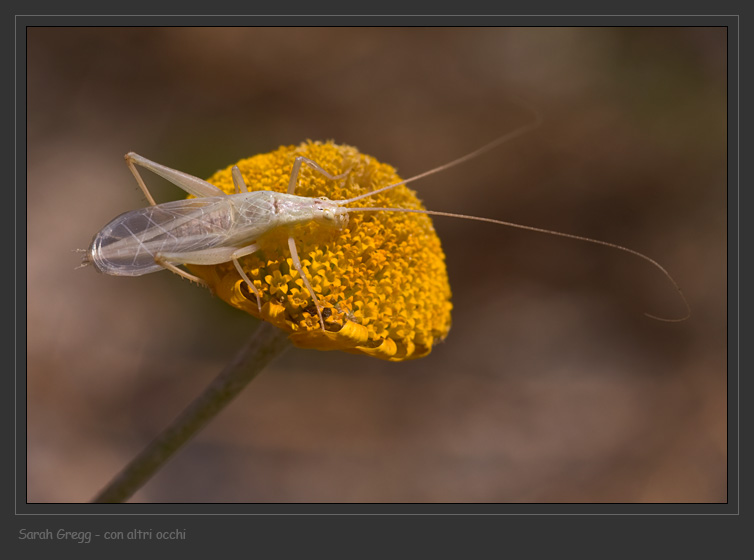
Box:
26, 27, 727, 503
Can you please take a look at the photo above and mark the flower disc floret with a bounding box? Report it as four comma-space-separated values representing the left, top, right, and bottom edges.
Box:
188, 141, 452, 361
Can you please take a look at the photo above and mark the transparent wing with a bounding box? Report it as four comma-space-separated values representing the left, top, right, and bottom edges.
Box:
90, 197, 237, 276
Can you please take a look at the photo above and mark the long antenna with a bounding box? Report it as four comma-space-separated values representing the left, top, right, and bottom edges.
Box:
338, 103, 544, 206
346, 206, 691, 323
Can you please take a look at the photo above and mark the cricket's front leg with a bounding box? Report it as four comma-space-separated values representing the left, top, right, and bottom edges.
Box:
286, 156, 351, 195
287, 236, 326, 331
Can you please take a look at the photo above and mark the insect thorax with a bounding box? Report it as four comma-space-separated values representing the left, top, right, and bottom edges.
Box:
233, 191, 348, 233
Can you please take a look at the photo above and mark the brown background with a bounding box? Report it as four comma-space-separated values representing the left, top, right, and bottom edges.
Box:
26, 27, 727, 503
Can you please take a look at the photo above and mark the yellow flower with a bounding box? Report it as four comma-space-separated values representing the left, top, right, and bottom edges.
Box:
188, 141, 452, 361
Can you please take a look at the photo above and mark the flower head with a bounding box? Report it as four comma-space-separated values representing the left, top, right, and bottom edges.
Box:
188, 141, 452, 361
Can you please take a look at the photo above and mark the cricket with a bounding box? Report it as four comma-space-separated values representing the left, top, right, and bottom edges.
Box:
80, 111, 690, 330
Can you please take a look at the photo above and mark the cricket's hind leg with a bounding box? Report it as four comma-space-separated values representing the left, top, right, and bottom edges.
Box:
232, 166, 247, 194
125, 152, 226, 205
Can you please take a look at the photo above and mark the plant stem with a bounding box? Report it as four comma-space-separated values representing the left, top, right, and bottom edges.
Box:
92, 321, 291, 503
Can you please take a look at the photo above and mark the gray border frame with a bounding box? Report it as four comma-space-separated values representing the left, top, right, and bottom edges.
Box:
12, 14, 741, 549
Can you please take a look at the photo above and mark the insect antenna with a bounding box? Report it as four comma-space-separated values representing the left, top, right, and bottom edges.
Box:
337, 103, 544, 207
344, 206, 691, 323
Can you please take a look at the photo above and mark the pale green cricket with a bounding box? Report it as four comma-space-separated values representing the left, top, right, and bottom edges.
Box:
80, 109, 689, 328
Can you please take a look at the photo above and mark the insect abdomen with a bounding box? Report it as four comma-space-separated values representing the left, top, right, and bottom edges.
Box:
87, 198, 234, 276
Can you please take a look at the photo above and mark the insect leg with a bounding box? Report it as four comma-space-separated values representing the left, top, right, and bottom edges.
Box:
125, 152, 227, 201
125, 154, 158, 206
231, 166, 247, 194
287, 157, 350, 195
287, 236, 326, 331
155, 245, 264, 310
156, 246, 249, 292
153, 256, 209, 287
228, 244, 263, 312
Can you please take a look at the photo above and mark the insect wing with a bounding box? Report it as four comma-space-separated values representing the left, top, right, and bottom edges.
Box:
90, 197, 235, 276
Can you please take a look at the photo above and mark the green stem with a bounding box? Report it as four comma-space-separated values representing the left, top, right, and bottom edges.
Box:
92, 321, 291, 503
